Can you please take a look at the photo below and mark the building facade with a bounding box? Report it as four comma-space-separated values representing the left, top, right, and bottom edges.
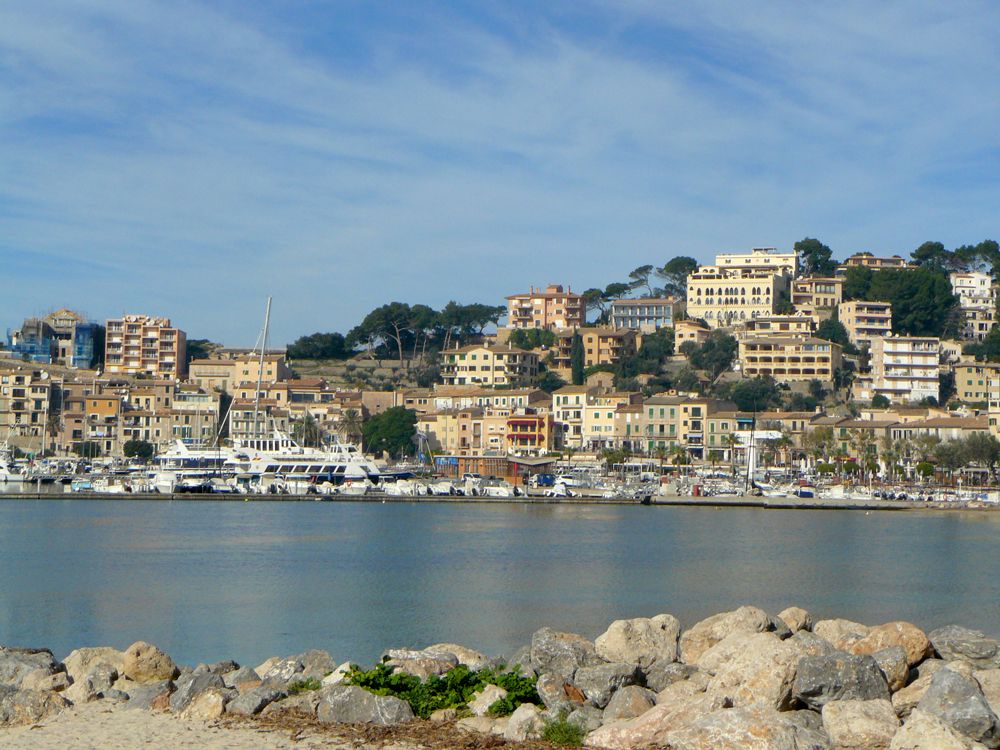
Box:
610, 298, 682, 332
855, 336, 940, 404
505, 285, 585, 330
104, 315, 187, 379
440, 344, 539, 387
838, 300, 893, 348
686, 266, 790, 328
739, 336, 842, 383
791, 277, 844, 319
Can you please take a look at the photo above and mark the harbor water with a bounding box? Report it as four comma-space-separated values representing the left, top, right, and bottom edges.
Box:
1, 499, 998, 667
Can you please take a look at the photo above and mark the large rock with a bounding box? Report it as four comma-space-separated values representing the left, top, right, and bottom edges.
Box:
791, 631, 839, 658
976, 670, 1000, 715
644, 661, 698, 692
568, 704, 604, 732
62, 647, 125, 685
260, 656, 303, 687
603, 685, 656, 721
574, 662, 642, 708
779, 607, 814, 633
530, 628, 599, 679
222, 666, 261, 690
931, 627, 1000, 670
847, 622, 933, 667
595, 614, 681, 668
121, 641, 178, 683
425, 643, 491, 670
536, 672, 587, 711
702, 631, 801, 709
814, 619, 871, 650
321, 662, 352, 687
467, 684, 507, 716
115, 678, 174, 710
874, 646, 910, 693
0, 648, 58, 688
226, 686, 285, 716
180, 688, 231, 720
793, 652, 890, 710
679, 606, 777, 665
916, 668, 1000, 747
316, 685, 414, 725
296, 650, 337, 680
171, 667, 226, 712
504, 702, 544, 741
661, 703, 831, 750
384, 648, 459, 680
889, 708, 991, 750
20, 668, 70, 693
0, 685, 68, 726
893, 670, 936, 720
64, 663, 119, 705
822, 699, 899, 749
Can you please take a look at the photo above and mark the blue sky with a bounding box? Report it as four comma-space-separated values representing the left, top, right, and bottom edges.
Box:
2, 1, 999, 345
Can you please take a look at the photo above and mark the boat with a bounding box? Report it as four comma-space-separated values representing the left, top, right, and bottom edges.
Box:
234, 430, 381, 486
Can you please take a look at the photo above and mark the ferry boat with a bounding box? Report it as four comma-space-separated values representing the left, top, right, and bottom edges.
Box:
235, 430, 381, 485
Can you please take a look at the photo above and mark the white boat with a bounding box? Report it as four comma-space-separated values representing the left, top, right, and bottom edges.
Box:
236, 430, 380, 485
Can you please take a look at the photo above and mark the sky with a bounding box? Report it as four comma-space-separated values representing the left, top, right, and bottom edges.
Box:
2, 1, 1000, 346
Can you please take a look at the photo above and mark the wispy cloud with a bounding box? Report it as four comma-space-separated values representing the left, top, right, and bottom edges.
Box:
1, 0, 998, 343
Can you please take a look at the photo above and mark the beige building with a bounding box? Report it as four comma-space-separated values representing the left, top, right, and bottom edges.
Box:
506, 284, 585, 331
953, 362, 1000, 404
610, 298, 683, 332
552, 327, 638, 371
839, 252, 912, 271
581, 392, 643, 450
838, 300, 893, 348
740, 337, 842, 383
634, 394, 737, 460
440, 344, 539, 387
189, 354, 293, 393
686, 266, 790, 328
855, 336, 940, 404
715, 247, 798, 276
105, 314, 188, 379
738, 315, 815, 339
791, 277, 843, 319
674, 319, 711, 348
0, 366, 58, 454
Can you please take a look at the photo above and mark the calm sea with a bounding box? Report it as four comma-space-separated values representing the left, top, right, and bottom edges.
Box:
1, 499, 998, 668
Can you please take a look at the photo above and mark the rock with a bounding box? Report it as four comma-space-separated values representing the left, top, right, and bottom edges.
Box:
227, 686, 285, 716
179, 688, 231, 720
975, 669, 1000, 715
779, 607, 814, 633
644, 661, 699, 692
871, 646, 910, 694
121, 641, 178, 683
893, 670, 936, 720
662, 702, 831, 750
814, 619, 871, 650
568, 704, 604, 732
468, 684, 507, 716
20, 668, 71, 693
321, 662, 352, 687
916, 659, 946, 679
261, 690, 321, 718
430, 707, 458, 722
916, 668, 1000, 747
574, 662, 642, 708
117, 678, 174, 710
794, 652, 890, 710
822, 699, 899, 749
931, 627, 1000, 670
951, 661, 979, 680
505, 702, 544, 741
171, 667, 226, 712
0, 647, 58, 688
530, 627, 600, 679
889, 707, 990, 750
222, 666, 261, 690
792, 630, 840, 657
65, 663, 120, 705
426, 643, 491, 670
603, 685, 656, 720
316, 685, 414, 725
702, 631, 801, 709
457, 715, 506, 735
207, 660, 239, 675
679, 606, 776, 665
62, 647, 125, 685
537, 672, 587, 711
261, 657, 304, 687
296, 650, 337, 680
509, 646, 536, 678
255, 656, 282, 676
103, 688, 129, 703
384, 648, 459, 680
595, 614, 681, 668
584, 687, 728, 750
0, 685, 68, 726
848, 622, 933, 667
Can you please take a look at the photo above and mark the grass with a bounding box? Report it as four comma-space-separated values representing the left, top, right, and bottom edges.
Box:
541, 711, 586, 746
286, 677, 323, 694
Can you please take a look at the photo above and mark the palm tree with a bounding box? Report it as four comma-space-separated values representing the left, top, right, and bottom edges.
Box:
722, 433, 740, 475
337, 408, 364, 447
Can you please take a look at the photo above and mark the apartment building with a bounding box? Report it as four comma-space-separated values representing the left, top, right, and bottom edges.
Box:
440, 344, 539, 387
839, 252, 912, 271
104, 314, 187, 379
674, 319, 711, 348
189, 354, 292, 393
686, 266, 791, 328
551, 327, 638, 371
715, 247, 798, 276
636, 394, 736, 460
854, 335, 940, 404
953, 362, 1000, 404
838, 300, 893, 348
960, 307, 997, 342
581, 392, 643, 450
610, 298, 683, 332
0, 366, 58, 454
551, 385, 595, 449
506, 284, 585, 331
738, 315, 815, 339
506, 409, 554, 456
791, 277, 844, 319
5, 309, 98, 368
740, 337, 842, 383
950, 271, 996, 341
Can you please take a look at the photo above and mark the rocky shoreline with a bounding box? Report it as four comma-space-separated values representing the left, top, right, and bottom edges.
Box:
4, 606, 1000, 749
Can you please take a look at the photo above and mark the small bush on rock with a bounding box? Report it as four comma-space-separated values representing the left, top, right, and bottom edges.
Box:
287, 677, 322, 694
541, 710, 585, 746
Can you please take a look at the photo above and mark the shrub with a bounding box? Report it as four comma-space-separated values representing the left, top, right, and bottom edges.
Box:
916, 461, 935, 477
541, 710, 586, 746
287, 677, 322, 694
817, 463, 836, 474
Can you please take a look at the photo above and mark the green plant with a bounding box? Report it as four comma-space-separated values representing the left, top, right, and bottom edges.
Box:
287, 677, 322, 694
541, 710, 586, 746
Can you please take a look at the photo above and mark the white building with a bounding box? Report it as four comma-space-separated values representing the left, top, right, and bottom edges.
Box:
854, 335, 940, 404
950, 271, 996, 341
715, 247, 798, 277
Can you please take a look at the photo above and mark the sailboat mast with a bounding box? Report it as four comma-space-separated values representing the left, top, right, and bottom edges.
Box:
252, 297, 272, 440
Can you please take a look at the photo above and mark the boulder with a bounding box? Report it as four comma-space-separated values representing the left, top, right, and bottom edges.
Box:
847, 622, 933, 667
662, 702, 831, 750
226, 686, 285, 716
644, 661, 698, 692
316, 685, 414, 725
170, 667, 226, 713
457, 715, 507, 735
702, 631, 801, 709
530, 628, 599, 679
121, 641, 178, 683
62, 647, 125, 685
779, 607, 814, 633
916, 668, 1000, 747
296, 650, 337, 680
260, 690, 321, 718
814, 619, 871, 650
20, 668, 70, 693
595, 614, 681, 668
179, 688, 231, 720
0, 647, 58, 689
425, 643, 491, 670
822, 699, 899, 749
0, 685, 68, 726
603, 685, 656, 721
384, 648, 459, 680
508, 646, 536, 678
574, 662, 642, 708
64, 663, 119, 705
222, 666, 261, 690
791, 630, 839, 657
536, 672, 587, 711
260, 657, 304, 687
889, 707, 991, 750
207, 660, 239, 676
429, 707, 458, 722
568, 704, 605, 732
321, 662, 352, 687
793, 652, 890, 710
255, 656, 282, 676
504, 702, 544, 741
893, 670, 936, 720
679, 606, 777, 665
930, 627, 1000, 670
975, 669, 1000, 715
874, 646, 911, 693
916, 659, 946, 679
468, 684, 507, 716
116, 678, 174, 710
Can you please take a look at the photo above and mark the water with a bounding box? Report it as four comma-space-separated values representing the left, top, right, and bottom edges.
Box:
1, 499, 999, 668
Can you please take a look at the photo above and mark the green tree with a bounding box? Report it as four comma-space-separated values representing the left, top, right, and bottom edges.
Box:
871, 394, 891, 408
508, 328, 556, 350
815, 318, 852, 350
362, 407, 417, 459
287, 332, 350, 360
842, 266, 873, 301
535, 369, 567, 394
724, 376, 782, 412
795, 237, 837, 277
337, 408, 364, 445
911, 240, 951, 271
964, 325, 1000, 362
656, 256, 699, 298
628, 265, 655, 296
122, 439, 155, 461
686, 332, 738, 378
185, 339, 220, 363
73, 441, 102, 459
867, 268, 958, 337
570, 333, 585, 386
